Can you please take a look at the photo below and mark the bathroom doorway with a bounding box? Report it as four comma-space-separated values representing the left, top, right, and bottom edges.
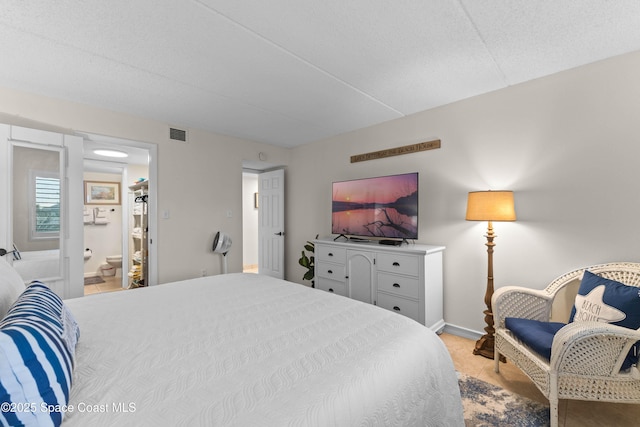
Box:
81, 133, 156, 294
82, 163, 127, 294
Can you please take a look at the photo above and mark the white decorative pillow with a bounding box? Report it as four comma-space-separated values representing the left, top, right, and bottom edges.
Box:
61, 305, 80, 358
0, 256, 26, 318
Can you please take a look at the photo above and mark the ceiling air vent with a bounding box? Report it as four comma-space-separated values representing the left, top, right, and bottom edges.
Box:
169, 127, 187, 142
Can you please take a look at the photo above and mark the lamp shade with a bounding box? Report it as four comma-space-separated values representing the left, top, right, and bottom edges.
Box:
466, 191, 516, 222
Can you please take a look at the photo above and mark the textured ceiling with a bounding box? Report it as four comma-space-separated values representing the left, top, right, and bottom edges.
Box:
1, 1, 639, 148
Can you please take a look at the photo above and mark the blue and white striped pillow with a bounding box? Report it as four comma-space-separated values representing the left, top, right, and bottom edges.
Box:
0, 282, 79, 427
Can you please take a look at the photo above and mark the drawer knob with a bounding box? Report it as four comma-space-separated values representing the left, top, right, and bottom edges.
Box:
327, 269, 333, 274
392, 262, 400, 267
328, 288, 334, 292
393, 283, 400, 288
328, 252, 334, 257
393, 306, 401, 311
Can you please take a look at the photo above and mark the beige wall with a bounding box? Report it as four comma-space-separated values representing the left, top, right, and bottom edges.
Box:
0, 87, 291, 284
287, 51, 640, 335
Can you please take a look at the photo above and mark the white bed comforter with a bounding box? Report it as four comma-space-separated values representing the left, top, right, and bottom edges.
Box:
63, 273, 463, 426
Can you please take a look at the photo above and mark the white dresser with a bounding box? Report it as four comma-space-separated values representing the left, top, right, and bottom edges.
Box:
314, 238, 445, 333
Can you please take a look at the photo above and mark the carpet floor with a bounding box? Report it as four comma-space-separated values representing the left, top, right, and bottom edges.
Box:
459, 372, 550, 427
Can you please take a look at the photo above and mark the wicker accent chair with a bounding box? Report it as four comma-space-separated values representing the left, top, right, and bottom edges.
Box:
493, 262, 640, 427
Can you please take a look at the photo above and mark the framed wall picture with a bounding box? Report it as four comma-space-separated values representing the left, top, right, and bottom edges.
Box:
84, 181, 121, 205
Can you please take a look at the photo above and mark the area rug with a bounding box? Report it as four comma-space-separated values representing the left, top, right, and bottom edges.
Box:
459, 372, 550, 427
84, 276, 105, 285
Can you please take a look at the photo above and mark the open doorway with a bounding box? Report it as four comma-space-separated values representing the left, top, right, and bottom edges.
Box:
81, 163, 128, 294
81, 132, 157, 293
242, 164, 286, 278
242, 155, 286, 276
242, 171, 259, 273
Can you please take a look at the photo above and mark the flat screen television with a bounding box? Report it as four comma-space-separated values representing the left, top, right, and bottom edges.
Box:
332, 172, 418, 240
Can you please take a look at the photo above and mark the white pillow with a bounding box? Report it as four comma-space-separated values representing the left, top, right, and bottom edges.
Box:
0, 256, 26, 318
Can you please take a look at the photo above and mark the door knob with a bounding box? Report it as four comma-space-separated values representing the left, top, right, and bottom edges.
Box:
0, 247, 19, 259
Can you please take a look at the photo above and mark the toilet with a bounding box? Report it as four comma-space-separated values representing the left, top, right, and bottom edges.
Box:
105, 255, 122, 276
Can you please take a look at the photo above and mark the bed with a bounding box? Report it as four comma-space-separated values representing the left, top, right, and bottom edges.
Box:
1, 267, 463, 426
10, 249, 60, 284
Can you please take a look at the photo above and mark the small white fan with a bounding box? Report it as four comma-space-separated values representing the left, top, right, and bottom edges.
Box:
212, 231, 232, 273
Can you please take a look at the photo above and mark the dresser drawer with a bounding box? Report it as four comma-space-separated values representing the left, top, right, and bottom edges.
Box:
316, 245, 347, 263
376, 253, 420, 277
376, 293, 420, 322
377, 272, 420, 299
316, 262, 346, 282
316, 278, 348, 297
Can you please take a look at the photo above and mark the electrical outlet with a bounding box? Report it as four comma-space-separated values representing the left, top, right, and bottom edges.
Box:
226, 210, 232, 218
201, 269, 207, 277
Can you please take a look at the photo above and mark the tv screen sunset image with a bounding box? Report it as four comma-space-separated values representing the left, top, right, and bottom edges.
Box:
332, 173, 418, 239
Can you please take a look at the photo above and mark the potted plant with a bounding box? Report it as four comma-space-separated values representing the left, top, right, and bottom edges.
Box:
298, 235, 318, 287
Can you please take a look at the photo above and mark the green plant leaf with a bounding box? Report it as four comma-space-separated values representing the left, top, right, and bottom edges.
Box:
299, 251, 309, 267
299, 236, 318, 282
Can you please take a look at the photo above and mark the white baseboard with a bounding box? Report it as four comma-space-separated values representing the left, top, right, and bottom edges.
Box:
443, 323, 483, 340
430, 319, 446, 335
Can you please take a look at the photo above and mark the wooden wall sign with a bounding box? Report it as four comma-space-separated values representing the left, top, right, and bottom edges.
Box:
350, 139, 441, 163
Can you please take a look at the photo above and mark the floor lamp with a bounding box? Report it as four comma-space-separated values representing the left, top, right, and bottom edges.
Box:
466, 190, 516, 360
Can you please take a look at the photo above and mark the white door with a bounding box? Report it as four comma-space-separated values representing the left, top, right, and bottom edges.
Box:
0, 124, 83, 299
258, 169, 285, 278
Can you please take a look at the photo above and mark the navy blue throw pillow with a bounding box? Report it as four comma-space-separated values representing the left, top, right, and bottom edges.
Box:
570, 270, 640, 327
569, 270, 640, 369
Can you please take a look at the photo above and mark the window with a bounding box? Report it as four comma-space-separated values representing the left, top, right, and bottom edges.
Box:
30, 170, 60, 240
